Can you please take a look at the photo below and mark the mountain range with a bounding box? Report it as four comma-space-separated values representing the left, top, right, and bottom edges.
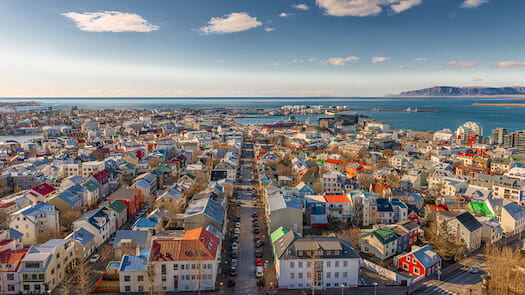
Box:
396, 86, 525, 97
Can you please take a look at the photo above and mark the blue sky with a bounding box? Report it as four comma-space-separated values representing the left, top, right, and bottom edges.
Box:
1, 0, 525, 97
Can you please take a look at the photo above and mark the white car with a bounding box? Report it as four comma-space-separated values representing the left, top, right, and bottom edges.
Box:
234, 228, 240, 234
89, 254, 100, 263
256, 266, 264, 278
469, 265, 480, 274
232, 242, 239, 250
235, 222, 241, 228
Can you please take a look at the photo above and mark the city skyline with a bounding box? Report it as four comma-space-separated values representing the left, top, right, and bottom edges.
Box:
2, 0, 525, 97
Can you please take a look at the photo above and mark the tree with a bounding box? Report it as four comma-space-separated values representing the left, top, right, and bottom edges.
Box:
76, 259, 91, 295
186, 172, 209, 199
59, 210, 83, 235
385, 174, 400, 189
312, 179, 324, 195
485, 245, 525, 294
357, 174, 375, 191
307, 249, 320, 295
36, 229, 59, 244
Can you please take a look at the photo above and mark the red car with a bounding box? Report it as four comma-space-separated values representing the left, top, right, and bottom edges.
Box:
256, 258, 263, 266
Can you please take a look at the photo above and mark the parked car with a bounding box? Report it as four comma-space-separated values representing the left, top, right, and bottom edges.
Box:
109, 237, 116, 245
234, 228, 240, 234
231, 251, 238, 259
253, 228, 259, 234
235, 222, 241, 228
252, 212, 258, 218
256, 266, 264, 278
252, 201, 257, 206
255, 249, 263, 258
232, 242, 239, 251
255, 240, 264, 248
256, 258, 263, 266
469, 265, 480, 274
231, 259, 238, 267
230, 266, 238, 276
235, 216, 241, 222
89, 254, 100, 263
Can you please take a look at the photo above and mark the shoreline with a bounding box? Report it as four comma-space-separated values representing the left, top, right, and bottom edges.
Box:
472, 103, 525, 107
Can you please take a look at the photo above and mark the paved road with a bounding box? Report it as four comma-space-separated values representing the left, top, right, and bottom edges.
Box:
412, 253, 486, 295
234, 142, 258, 295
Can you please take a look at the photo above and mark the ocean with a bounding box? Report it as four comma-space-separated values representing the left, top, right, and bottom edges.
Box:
1, 97, 524, 137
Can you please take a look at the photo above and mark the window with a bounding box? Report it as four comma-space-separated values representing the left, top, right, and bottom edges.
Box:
335, 272, 339, 278
414, 267, 420, 275
402, 263, 409, 270
298, 272, 303, 279
161, 264, 167, 274
326, 261, 331, 267
174, 264, 178, 270
23, 285, 30, 291
162, 275, 166, 282
125, 286, 131, 292
138, 286, 144, 292
343, 272, 347, 278
298, 261, 303, 268
124, 276, 131, 282
137, 275, 144, 281
335, 261, 339, 267
290, 273, 295, 279
343, 261, 348, 267
290, 261, 295, 268
406, 256, 411, 262
326, 272, 331, 278
6, 273, 14, 280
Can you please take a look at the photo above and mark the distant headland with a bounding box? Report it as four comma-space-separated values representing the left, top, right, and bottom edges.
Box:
393, 86, 525, 97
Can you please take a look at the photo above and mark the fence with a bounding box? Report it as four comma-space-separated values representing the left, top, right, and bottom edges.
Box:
361, 258, 413, 286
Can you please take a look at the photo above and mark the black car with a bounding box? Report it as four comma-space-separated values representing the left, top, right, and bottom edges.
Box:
253, 228, 260, 234
255, 250, 263, 258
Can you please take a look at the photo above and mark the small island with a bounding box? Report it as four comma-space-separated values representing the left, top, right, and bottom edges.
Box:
0, 101, 40, 107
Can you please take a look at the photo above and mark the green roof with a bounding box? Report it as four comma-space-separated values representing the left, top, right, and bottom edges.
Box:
271, 226, 290, 243
108, 200, 127, 213
470, 202, 494, 217
82, 179, 100, 192
156, 164, 171, 173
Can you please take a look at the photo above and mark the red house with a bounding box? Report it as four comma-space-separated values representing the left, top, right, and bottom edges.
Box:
107, 187, 142, 218
28, 183, 57, 203
398, 245, 441, 278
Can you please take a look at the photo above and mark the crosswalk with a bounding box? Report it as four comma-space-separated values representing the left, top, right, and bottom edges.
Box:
417, 284, 457, 295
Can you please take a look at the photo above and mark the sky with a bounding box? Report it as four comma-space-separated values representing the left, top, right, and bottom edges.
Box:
1, 0, 525, 97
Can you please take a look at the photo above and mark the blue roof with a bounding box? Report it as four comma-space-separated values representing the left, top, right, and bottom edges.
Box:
119, 254, 148, 272
21, 203, 58, 216
8, 228, 23, 240
72, 227, 95, 246
57, 190, 82, 207
134, 179, 150, 189
376, 198, 394, 212
133, 217, 159, 229
391, 199, 407, 209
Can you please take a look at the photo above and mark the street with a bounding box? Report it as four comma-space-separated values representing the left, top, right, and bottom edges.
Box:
234, 142, 259, 295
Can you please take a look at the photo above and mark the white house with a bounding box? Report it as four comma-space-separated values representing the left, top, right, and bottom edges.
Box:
9, 203, 60, 246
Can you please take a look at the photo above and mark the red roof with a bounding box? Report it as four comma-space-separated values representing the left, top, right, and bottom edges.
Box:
0, 248, 28, 267
0, 202, 16, 209
323, 195, 351, 203
92, 169, 110, 185
31, 183, 56, 196
325, 158, 342, 166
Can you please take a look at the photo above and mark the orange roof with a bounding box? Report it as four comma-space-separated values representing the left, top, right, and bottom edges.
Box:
325, 158, 342, 165
151, 227, 219, 262
324, 195, 351, 203
0, 248, 29, 266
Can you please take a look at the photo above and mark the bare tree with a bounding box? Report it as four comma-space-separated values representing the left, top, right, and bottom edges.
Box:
59, 210, 82, 235
357, 174, 374, 191
76, 259, 90, 295
485, 245, 525, 294
312, 179, 324, 195
36, 229, 59, 244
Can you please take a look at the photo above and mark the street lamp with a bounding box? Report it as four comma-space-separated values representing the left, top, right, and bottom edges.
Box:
374, 282, 378, 295
341, 283, 345, 295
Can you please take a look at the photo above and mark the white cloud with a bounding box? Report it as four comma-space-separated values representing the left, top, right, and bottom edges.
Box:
473, 77, 483, 81
414, 57, 428, 62
62, 11, 159, 32
391, 0, 422, 14
497, 61, 525, 68
293, 4, 310, 10
280, 12, 289, 17
399, 65, 418, 70
372, 56, 391, 63
315, 0, 422, 17
265, 27, 275, 32
320, 56, 360, 66
199, 12, 262, 34
441, 61, 478, 69
460, 0, 488, 8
